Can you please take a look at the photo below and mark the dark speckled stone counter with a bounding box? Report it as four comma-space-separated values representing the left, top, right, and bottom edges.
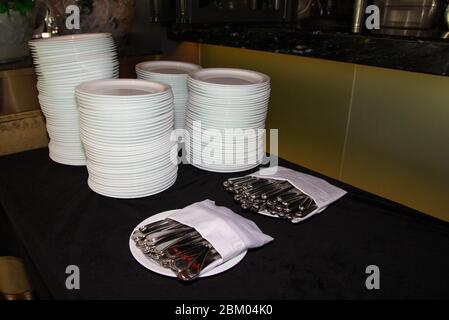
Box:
168, 23, 449, 77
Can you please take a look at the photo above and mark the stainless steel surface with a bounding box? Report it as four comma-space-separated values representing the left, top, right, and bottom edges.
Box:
282, 0, 288, 18
179, 0, 187, 23
374, 27, 437, 36
380, 0, 438, 5
274, 0, 282, 10
153, 230, 200, 254
250, 0, 258, 10
352, 0, 368, 33
373, 0, 441, 34
171, 245, 207, 271
443, 6, 449, 38
445, 2, 449, 28
177, 248, 220, 281
260, 183, 293, 200
149, 0, 160, 22
297, 0, 313, 19
175, 0, 297, 23
223, 176, 317, 221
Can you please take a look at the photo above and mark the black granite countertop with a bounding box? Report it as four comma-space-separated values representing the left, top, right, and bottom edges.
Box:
168, 23, 449, 77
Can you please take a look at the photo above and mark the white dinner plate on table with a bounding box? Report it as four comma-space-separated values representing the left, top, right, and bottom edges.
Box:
129, 210, 247, 278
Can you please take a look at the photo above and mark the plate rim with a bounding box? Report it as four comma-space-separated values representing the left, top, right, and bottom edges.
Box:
189, 68, 270, 86
136, 60, 202, 75
75, 79, 171, 97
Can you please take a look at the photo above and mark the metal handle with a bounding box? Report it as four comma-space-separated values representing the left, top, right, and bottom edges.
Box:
149, 0, 160, 22
352, 0, 367, 33
446, 3, 449, 29
250, 0, 258, 10
282, 0, 289, 20
178, 0, 187, 23
274, 0, 281, 11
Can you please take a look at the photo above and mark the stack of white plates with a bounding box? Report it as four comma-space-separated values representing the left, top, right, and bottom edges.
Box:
75, 79, 178, 199
136, 61, 202, 131
185, 68, 270, 173
29, 33, 118, 166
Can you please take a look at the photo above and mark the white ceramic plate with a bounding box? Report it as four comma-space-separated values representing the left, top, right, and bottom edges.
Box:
29, 32, 112, 44
136, 60, 202, 75
189, 68, 269, 86
129, 209, 247, 278
76, 79, 170, 98
89, 173, 177, 198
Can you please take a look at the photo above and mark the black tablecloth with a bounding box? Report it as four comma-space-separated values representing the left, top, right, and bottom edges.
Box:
1, 148, 449, 300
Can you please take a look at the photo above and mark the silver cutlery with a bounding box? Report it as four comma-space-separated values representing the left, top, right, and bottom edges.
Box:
132, 219, 222, 281
223, 176, 318, 221
176, 248, 221, 281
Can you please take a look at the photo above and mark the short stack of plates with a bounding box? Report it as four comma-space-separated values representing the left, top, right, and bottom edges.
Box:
29, 33, 118, 166
136, 61, 202, 131
75, 79, 178, 199
185, 68, 270, 173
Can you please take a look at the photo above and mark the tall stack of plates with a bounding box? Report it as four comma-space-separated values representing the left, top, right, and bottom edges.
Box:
135, 61, 202, 131
29, 33, 118, 166
185, 68, 270, 173
75, 79, 178, 199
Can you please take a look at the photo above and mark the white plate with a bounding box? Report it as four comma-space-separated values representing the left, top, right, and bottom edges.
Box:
49, 152, 86, 166
88, 167, 178, 187
136, 60, 201, 75
189, 68, 269, 86
129, 209, 247, 278
89, 173, 177, 198
78, 104, 173, 118
187, 161, 261, 174
29, 32, 112, 44
76, 79, 170, 98
189, 81, 270, 93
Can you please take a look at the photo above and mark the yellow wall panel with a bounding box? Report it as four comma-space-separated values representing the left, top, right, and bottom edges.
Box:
0, 68, 40, 116
342, 65, 449, 221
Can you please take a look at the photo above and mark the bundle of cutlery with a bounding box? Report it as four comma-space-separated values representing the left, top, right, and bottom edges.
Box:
223, 176, 318, 221
131, 219, 221, 281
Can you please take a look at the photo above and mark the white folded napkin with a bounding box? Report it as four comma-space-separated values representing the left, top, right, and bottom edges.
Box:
251, 166, 347, 223
168, 200, 273, 272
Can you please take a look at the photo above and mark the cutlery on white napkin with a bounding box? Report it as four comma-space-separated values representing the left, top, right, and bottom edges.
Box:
168, 200, 273, 273
251, 166, 347, 223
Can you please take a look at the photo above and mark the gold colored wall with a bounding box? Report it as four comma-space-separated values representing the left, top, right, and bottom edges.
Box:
0, 67, 40, 116
199, 44, 449, 221
343, 65, 449, 221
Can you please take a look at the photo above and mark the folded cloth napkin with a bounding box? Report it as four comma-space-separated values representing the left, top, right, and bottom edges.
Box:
251, 166, 347, 223
168, 200, 273, 272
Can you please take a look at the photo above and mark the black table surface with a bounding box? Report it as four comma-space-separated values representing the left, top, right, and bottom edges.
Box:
1, 148, 449, 300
